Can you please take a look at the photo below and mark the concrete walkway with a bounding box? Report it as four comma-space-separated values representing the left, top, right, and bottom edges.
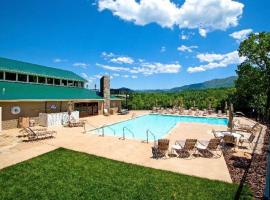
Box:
0, 111, 236, 183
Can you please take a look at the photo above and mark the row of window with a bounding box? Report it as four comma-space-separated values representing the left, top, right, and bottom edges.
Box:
0, 71, 84, 87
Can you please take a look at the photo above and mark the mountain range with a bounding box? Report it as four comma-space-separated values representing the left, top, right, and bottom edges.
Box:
111, 76, 237, 94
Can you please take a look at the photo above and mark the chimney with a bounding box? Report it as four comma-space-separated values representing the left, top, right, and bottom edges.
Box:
100, 75, 110, 110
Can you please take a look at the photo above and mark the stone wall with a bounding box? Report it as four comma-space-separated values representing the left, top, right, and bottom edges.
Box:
100, 76, 110, 110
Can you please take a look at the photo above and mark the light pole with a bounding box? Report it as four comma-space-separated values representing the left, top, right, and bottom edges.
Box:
126, 94, 129, 110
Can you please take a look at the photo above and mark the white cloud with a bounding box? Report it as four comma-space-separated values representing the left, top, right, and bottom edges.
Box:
122, 75, 129, 78
98, 0, 244, 36
53, 58, 67, 63
132, 62, 181, 75
131, 75, 138, 79
197, 53, 225, 62
73, 62, 89, 69
96, 63, 130, 72
110, 56, 134, 64
177, 45, 198, 53
113, 73, 120, 77
187, 50, 245, 73
101, 52, 115, 59
229, 29, 253, 42
160, 46, 166, 53
199, 28, 207, 37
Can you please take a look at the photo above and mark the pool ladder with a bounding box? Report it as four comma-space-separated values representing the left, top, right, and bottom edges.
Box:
144, 129, 157, 145
120, 126, 135, 140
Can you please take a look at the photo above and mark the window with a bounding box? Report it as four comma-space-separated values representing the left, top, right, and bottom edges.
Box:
38, 76, 46, 84
68, 80, 74, 87
18, 74, 27, 82
47, 78, 53, 85
5, 72, 16, 81
74, 81, 78, 87
62, 80, 67, 86
0, 71, 3, 80
54, 79, 60, 85
29, 75, 37, 83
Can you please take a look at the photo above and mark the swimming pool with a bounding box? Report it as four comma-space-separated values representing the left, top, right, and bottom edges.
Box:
93, 114, 228, 141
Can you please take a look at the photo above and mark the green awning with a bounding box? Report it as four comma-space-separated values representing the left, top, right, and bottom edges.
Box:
0, 57, 86, 82
0, 81, 103, 101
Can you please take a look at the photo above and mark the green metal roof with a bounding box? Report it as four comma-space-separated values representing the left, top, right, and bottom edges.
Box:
0, 57, 86, 82
0, 81, 103, 101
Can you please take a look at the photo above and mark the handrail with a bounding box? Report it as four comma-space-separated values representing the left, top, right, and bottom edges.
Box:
120, 126, 135, 140
84, 123, 116, 137
145, 129, 156, 144
83, 121, 99, 133
101, 124, 116, 136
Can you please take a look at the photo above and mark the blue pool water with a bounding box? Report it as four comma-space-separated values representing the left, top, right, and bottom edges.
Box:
94, 114, 228, 141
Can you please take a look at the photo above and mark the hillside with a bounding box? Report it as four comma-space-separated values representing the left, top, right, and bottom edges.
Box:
111, 76, 237, 94
169, 76, 237, 92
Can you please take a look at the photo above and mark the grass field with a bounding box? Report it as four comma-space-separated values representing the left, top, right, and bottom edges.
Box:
0, 148, 252, 200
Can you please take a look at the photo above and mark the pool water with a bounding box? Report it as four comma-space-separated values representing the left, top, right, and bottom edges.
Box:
95, 114, 228, 141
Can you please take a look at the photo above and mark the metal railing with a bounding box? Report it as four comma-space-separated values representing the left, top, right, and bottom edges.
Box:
84, 123, 116, 137
100, 124, 116, 137
120, 126, 135, 140
145, 129, 156, 144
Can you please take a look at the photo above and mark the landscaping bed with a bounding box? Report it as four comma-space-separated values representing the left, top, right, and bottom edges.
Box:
223, 128, 269, 199
0, 148, 252, 200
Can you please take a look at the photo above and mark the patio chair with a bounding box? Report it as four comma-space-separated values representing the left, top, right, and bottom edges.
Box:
172, 139, 197, 159
217, 110, 222, 117
152, 139, 170, 159
194, 109, 200, 116
222, 135, 237, 150
202, 109, 207, 116
187, 109, 193, 115
239, 133, 255, 149
104, 109, 110, 116
196, 138, 221, 158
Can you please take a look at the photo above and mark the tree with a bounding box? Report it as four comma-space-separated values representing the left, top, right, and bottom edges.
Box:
234, 62, 266, 119
238, 32, 270, 122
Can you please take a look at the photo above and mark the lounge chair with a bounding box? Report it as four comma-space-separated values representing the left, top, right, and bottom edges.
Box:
118, 109, 129, 115
196, 138, 221, 158
194, 109, 200, 116
187, 109, 193, 115
217, 110, 222, 117
202, 109, 207, 116
22, 127, 56, 141
239, 133, 255, 149
172, 139, 197, 158
152, 139, 170, 159
233, 120, 259, 133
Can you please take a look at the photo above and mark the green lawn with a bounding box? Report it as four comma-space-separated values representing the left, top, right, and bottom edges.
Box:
0, 148, 252, 200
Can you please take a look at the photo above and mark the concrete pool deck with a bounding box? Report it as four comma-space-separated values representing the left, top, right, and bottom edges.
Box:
0, 111, 266, 183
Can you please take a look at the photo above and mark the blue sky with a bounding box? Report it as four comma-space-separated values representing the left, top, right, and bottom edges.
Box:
0, 0, 269, 89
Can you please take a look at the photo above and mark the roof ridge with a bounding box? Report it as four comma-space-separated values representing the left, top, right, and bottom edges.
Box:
0, 57, 87, 82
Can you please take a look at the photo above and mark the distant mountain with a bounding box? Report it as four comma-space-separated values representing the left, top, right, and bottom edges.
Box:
169, 76, 237, 92
111, 76, 237, 94
110, 87, 133, 94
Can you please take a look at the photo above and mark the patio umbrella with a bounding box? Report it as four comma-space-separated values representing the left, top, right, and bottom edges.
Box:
228, 103, 234, 132
193, 100, 196, 108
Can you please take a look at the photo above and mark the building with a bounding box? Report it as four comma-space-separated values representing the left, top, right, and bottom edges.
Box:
0, 57, 121, 130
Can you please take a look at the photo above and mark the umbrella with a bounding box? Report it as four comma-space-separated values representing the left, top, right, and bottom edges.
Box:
228, 103, 234, 132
